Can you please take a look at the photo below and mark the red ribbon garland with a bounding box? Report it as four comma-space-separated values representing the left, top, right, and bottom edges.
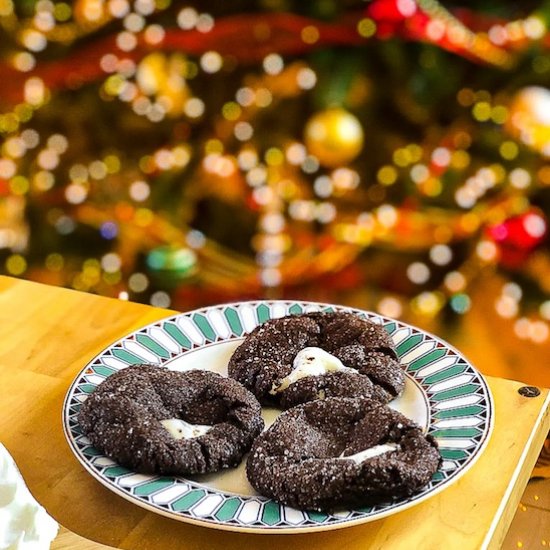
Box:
0, 1, 542, 105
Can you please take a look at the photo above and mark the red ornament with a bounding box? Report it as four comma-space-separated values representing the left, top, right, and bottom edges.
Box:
486, 209, 547, 269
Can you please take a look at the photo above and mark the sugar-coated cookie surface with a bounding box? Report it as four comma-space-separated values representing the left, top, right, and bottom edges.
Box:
246, 397, 441, 511
78, 364, 264, 475
228, 312, 405, 408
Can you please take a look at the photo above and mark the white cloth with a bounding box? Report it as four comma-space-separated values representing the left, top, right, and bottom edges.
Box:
0, 443, 58, 550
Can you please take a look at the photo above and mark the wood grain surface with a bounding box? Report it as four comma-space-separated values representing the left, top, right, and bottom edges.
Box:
0, 276, 548, 550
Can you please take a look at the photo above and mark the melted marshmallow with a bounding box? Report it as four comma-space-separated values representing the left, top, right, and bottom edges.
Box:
341, 443, 399, 464
0, 443, 59, 550
161, 418, 212, 440
270, 347, 355, 395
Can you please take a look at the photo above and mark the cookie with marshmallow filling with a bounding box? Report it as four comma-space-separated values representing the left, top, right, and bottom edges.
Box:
78, 364, 263, 475
227, 312, 405, 408
246, 397, 440, 511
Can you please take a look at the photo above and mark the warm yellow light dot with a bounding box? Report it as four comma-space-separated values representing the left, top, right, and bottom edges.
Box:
255, 88, 273, 108
134, 208, 153, 227
54, 3, 71, 21
377, 296, 402, 318
33, 170, 54, 191
104, 74, 125, 96
265, 148, 284, 166
377, 165, 398, 185
445, 271, 466, 292
357, 18, 376, 38
412, 292, 444, 316
460, 213, 480, 232
422, 178, 442, 196
476, 240, 498, 262
12, 52, 35, 72
15, 106, 33, 126
3, 137, 25, 158
24, 77, 46, 105
301, 25, 319, 44
46, 134, 67, 155
205, 139, 223, 154
104, 154, 121, 173
451, 150, 470, 169
6, 254, 27, 275
491, 105, 508, 124
222, 101, 241, 121
9, 176, 28, 195
472, 102, 492, 121
172, 146, 191, 168
393, 148, 412, 167
89, 160, 107, 180
406, 144, 423, 163
500, 141, 519, 160
45, 253, 64, 271
0, 0, 14, 17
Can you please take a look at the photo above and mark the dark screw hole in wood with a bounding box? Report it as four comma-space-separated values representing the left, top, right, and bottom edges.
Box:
518, 386, 541, 398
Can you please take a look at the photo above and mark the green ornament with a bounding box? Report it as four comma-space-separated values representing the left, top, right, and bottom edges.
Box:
146, 246, 197, 283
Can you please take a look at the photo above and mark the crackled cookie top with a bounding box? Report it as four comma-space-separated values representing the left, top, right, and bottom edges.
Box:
228, 312, 405, 408
246, 397, 441, 511
78, 364, 264, 476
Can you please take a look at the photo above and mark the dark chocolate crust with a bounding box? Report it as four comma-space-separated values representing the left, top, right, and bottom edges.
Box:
78, 365, 264, 475
228, 312, 405, 407
246, 397, 441, 511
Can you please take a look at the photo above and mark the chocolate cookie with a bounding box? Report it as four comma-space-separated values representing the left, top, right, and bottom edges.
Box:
228, 312, 405, 408
78, 364, 264, 475
246, 397, 440, 511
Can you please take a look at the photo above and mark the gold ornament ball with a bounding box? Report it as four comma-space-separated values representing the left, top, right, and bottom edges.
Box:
507, 86, 550, 155
304, 108, 364, 167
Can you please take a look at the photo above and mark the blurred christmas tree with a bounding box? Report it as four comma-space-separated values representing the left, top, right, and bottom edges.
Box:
1, 0, 550, 347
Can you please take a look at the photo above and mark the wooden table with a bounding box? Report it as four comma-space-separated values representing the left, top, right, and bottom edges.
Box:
0, 276, 548, 550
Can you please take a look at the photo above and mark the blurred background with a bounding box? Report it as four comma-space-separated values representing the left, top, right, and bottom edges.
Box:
0, 0, 550, 389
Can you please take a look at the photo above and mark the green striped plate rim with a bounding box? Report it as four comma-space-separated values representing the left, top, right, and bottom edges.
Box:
63, 300, 493, 533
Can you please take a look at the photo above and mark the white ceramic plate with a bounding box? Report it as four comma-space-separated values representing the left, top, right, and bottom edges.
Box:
63, 300, 493, 533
